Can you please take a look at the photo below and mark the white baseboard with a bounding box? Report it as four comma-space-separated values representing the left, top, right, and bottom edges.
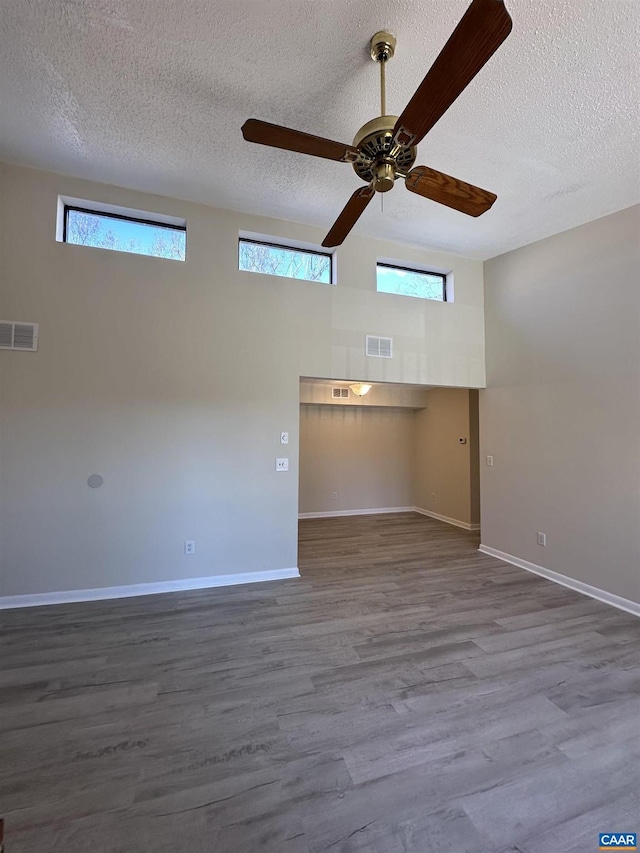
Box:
299, 506, 480, 531
478, 545, 640, 617
299, 507, 414, 519
413, 507, 481, 532
0, 568, 300, 611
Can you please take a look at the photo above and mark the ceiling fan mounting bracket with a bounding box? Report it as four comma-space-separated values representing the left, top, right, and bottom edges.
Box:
369, 31, 396, 64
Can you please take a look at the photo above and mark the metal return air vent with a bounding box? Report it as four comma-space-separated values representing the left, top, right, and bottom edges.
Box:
332, 387, 350, 399
366, 335, 393, 358
0, 321, 39, 351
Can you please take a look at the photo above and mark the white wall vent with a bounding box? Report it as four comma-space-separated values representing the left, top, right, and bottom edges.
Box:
366, 335, 393, 358
0, 321, 39, 352
332, 387, 350, 398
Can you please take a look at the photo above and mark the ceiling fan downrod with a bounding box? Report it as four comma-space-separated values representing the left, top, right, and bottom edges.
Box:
369, 31, 397, 119
365, 31, 401, 193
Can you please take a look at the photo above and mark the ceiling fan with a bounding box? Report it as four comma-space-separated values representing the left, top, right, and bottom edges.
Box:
242, 0, 512, 248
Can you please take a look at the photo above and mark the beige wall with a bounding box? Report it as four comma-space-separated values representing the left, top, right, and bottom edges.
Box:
413, 389, 479, 525
469, 391, 480, 526
481, 205, 640, 603
299, 405, 414, 514
0, 163, 484, 597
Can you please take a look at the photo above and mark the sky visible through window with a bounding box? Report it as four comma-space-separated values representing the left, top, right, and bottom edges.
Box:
239, 240, 331, 284
65, 209, 186, 261
377, 264, 445, 300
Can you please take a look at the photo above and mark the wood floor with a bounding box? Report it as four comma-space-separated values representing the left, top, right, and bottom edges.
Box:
1, 513, 639, 853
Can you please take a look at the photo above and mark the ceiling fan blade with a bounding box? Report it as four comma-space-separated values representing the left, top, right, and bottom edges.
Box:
393, 0, 512, 148
242, 119, 360, 163
405, 165, 496, 216
322, 185, 375, 247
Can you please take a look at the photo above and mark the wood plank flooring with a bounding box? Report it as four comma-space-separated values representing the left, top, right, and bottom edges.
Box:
1, 513, 639, 852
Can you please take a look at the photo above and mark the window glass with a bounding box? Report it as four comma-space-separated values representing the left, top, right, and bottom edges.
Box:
65, 207, 186, 261
377, 263, 445, 300
239, 239, 332, 283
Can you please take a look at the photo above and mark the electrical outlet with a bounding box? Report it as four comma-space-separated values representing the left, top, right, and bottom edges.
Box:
486, 455, 494, 467
331, 491, 338, 500
280, 432, 289, 445
275, 458, 289, 471
431, 493, 436, 501
537, 532, 546, 546
184, 540, 195, 555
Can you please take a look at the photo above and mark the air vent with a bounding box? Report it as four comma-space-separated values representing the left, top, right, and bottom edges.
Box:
332, 387, 350, 399
0, 321, 39, 352
365, 335, 393, 358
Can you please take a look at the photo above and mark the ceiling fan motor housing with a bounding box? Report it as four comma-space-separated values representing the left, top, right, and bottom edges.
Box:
352, 115, 417, 189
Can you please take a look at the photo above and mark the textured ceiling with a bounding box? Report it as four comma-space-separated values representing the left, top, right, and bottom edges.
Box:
1, 0, 638, 258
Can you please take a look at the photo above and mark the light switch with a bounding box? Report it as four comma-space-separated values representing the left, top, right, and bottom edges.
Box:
486, 455, 494, 467
280, 432, 289, 444
276, 458, 289, 471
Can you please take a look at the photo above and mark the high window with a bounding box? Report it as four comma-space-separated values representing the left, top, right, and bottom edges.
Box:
239, 238, 333, 284
376, 262, 446, 301
64, 206, 186, 261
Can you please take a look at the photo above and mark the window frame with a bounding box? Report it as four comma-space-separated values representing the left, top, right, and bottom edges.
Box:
376, 261, 447, 302
238, 237, 334, 285
63, 204, 187, 258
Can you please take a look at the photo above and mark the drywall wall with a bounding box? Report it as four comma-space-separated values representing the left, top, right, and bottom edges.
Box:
413, 389, 479, 526
0, 162, 484, 598
468, 391, 480, 526
299, 405, 414, 514
481, 205, 640, 603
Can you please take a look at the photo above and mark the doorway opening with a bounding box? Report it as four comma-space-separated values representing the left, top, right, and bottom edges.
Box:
298, 377, 480, 530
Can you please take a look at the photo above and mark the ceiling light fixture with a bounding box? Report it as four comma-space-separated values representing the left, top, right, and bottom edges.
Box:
349, 383, 373, 397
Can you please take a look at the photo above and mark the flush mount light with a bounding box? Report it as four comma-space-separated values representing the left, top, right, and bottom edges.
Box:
349, 383, 373, 397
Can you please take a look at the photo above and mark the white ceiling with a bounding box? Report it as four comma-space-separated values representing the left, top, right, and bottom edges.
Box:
1, 0, 638, 259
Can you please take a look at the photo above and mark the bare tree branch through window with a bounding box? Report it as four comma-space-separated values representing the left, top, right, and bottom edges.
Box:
66, 209, 186, 261
239, 240, 331, 284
